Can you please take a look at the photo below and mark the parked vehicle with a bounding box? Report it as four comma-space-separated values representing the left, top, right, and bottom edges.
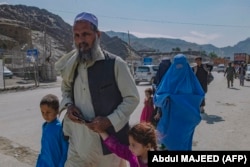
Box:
3, 66, 13, 79
134, 65, 159, 85
217, 64, 225, 73
245, 64, 250, 81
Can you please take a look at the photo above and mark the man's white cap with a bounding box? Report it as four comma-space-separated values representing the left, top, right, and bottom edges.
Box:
74, 12, 98, 28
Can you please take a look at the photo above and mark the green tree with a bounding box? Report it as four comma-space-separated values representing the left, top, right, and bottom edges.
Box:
172, 47, 181, 52
201, 50, 206, 56
208, 52, 218, 59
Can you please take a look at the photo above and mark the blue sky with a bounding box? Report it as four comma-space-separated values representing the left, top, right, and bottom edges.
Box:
1, 0, 250, 47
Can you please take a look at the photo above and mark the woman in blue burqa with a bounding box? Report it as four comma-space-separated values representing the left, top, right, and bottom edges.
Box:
154, 54, 205, 150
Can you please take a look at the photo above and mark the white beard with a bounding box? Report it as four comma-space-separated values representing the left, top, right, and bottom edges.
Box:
77, 35, 102, 63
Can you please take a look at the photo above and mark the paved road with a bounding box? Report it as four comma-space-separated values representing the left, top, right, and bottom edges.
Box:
0, 72, 250, 166
193, 72, 250, 150
135, 72, 250, 150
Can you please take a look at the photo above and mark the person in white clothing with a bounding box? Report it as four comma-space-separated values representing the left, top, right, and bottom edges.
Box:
55, 12, 140, 167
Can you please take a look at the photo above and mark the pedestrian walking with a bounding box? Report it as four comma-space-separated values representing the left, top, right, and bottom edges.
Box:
36, 94, 68, 167
193, 56, 209, 113
238, 63, 246, 86
55, 12, 139, 167
140, 88, 155, 123
97, 122, 158, 167
154, 54, 204, 151
152, 58, 171, 126
153, 58, 172, 89
224, 62, 236, 88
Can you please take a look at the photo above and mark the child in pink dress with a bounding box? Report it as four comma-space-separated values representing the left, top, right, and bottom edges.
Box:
140, 88, 155, 123
98, 122, 157, 167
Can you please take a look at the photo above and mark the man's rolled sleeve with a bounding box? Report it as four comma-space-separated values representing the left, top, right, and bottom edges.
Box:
107, 57, 140, 132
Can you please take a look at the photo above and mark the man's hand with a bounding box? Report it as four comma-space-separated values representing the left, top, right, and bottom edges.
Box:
66, 104, 84, 124
85, 116, 112, 133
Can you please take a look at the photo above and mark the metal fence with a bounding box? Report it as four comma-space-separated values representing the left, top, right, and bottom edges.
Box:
1, 49, 56, 90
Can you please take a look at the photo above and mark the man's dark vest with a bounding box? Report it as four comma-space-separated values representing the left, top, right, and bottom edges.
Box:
73, 53, 129, 155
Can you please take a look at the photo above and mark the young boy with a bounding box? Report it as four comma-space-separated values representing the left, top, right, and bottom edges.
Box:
36, 94, 68, 167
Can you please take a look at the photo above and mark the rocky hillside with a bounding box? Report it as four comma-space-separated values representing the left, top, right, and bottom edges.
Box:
0, 4, 139, 61
0, 4, 73, 52
100, 33, 139, 60
106, 31, 250, 59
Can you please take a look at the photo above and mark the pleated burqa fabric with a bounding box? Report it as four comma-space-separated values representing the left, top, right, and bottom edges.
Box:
154, 54, 205, 150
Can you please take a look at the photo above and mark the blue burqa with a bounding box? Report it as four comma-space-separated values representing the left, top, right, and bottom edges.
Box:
154, 54, 204, 150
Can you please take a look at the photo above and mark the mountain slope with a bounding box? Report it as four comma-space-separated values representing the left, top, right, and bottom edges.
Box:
0, 4, 73, 51
0, 4, 139, 61
106, 31, 250, 59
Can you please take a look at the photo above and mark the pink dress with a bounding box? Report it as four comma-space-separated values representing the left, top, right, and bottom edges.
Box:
103, 135, 148, 167
140, 97, 154, 122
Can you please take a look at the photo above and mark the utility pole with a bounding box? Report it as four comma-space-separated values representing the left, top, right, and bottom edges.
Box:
128, 31, 131, 49
43, 23, 47, 65
128, 31, 132, 58
28, 17, 38, 86
39, 18, 48, 82
127, 31, 134, 75
28, 17, 33, 49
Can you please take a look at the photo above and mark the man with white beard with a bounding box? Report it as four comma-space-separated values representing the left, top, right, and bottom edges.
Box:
55, 12, 139, 167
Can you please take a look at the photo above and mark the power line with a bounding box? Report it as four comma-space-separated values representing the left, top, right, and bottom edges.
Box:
47, 8, 250, 29
100, 15, 250, 29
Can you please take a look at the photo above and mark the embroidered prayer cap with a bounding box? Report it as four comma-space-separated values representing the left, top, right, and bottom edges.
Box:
74, 12, 98, 28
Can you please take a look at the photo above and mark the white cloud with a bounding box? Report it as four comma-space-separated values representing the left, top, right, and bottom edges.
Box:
107, 30, 223, 46
126, 31, 221, 45
0, 2, 8, 5
181, 31, 221, 45
129, 31, 176, 39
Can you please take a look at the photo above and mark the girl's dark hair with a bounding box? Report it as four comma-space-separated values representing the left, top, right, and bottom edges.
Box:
128, 122, 157, 150
145, 88, 153, 95
40, 94, 59, 112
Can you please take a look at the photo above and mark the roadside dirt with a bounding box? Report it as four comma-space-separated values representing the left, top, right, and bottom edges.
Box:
0, 76, 60, 94
4, 76, 35, 86
0, 76, 36, 93
0, 136, 38, 166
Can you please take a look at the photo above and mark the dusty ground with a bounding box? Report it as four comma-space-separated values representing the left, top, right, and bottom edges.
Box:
0, 73, 249, 166
0, 137, 38, 166
4, 76, 35, 86
0, 76, 59, 94
0, 78, 37, 166
0, 77, 62, 166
